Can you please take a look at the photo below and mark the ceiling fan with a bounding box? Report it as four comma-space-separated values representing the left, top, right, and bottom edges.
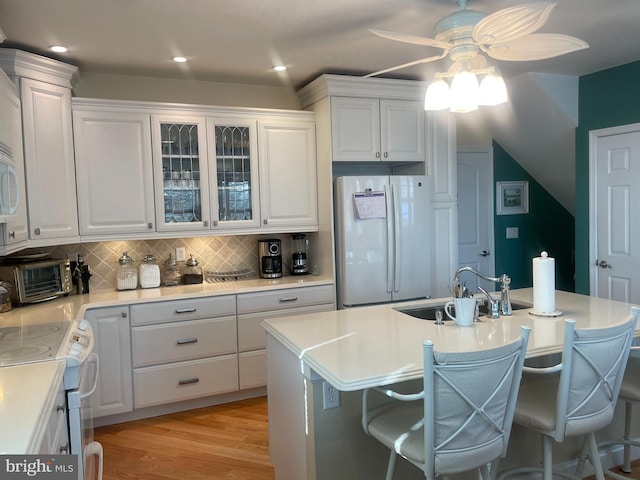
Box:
365, 1, 589, 78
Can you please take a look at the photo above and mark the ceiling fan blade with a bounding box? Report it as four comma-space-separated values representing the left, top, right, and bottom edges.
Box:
472, 2, 556, 45
363, 53, 448, 78
369, 29, 452, 50
484, 33, 589, 61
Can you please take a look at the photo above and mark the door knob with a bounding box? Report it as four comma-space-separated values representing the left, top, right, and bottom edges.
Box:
595, 260, 612, 269
479, 250, 490, 257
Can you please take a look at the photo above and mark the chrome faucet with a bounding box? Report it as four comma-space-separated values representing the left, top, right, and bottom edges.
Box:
477, 286, 500, 319
454, 266, 512, 316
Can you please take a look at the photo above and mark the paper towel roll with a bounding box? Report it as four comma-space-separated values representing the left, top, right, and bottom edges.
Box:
533, 251, 555, 313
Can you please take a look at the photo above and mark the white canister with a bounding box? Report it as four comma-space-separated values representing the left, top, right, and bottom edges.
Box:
139, 254, 161, 288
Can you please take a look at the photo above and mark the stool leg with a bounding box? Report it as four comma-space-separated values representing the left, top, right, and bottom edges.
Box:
623, 401, 633, 473
587, 432, 606, 480
542, 435, 553, 480
385, 450, 397, 480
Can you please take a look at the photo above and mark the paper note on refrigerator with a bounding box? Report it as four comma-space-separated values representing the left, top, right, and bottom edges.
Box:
353, 192, 386, 219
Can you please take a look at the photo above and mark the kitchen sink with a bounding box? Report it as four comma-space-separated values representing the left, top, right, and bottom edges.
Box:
395, 301, 531, 321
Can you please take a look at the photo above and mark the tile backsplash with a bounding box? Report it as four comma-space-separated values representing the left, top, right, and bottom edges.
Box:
12, 234, 303, 291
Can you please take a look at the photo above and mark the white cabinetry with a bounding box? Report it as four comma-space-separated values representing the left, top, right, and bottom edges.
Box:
130, 295, 238, 408
258, 115, 318, 229
0, 50, 80, 244
330, 97, 424, 163
84, 306, 133, 418
0, 70, 28, 251
426, 110, 459, 298
73, 101, 155, 237
236, 285, 335, 389
38, 376, 69, 455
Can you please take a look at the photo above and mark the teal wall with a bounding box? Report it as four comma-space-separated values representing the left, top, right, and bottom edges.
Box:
493, 141, 575, 291
575, 60, 640, 294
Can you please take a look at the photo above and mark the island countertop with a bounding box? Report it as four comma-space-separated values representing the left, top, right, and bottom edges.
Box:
262, 289, 639, 391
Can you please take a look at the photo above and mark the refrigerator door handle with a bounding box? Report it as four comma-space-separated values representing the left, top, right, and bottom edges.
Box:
392, 184, 401, 293
385, 184, 394, 294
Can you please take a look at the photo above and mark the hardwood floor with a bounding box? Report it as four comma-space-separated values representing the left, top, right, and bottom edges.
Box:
95, 395, 640, 480
94, 396, 274, 480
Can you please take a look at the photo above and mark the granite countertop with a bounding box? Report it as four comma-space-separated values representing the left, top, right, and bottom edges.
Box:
0, 274, 334, 329
262, 289, 640, 391
0, 360, 66, 454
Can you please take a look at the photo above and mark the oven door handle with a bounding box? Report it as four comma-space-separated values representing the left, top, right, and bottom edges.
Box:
80, 352, 100, 401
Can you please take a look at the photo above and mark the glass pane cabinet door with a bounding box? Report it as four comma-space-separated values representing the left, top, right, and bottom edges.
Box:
208, 118, 259, 229
153, 117, 209, 231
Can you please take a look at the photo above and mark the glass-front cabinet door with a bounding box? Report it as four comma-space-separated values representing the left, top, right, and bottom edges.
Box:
207, 117, 260, 229
151, 115, 210, 232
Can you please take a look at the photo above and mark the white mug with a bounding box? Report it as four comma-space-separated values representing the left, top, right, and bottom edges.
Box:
445, 297, 476, 327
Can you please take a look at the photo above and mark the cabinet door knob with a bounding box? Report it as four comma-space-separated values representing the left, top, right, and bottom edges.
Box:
121, 311, 127, 318
263, 219, 268, 225
34, 227, 41, 235
375, 152, 380, 158
205, 220, 211, 227
148, 223, 153, 229
9, 231, 15, 239
384, 152, 388, 158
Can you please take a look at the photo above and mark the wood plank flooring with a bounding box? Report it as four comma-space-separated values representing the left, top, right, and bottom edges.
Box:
94, 396, 274, 480
95, 395, 640, 480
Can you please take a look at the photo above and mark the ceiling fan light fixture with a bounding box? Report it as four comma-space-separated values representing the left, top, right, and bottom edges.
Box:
449, 70, 479, 113
478, 72, 508, 106
424, 78, 451, 111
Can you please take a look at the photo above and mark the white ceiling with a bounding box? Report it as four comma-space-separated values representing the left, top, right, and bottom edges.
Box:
1, 0, 639, 90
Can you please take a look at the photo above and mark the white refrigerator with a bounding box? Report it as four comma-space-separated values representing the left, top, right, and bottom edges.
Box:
334, 175, 431, 308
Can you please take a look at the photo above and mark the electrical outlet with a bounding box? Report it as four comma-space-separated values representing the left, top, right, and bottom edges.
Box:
175, 247, 186, 262
322, 381, 340, 409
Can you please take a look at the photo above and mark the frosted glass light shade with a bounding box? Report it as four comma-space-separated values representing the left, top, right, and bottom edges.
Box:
424, 79, 451, 110
450, 71, 479, 113
479, 73, 508, 106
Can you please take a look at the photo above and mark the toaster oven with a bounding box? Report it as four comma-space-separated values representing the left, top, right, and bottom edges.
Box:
0, 258, 72, 305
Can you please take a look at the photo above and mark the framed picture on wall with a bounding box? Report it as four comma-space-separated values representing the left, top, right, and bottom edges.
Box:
496, 181, 529, 215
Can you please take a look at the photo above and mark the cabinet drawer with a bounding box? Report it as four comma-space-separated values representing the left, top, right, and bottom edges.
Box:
134, 355, 239, 408
237, 285, 335, 314
239, 350, 266, 389
132, 316, 237, 367
131, 295, 236, 326
238, 303, 335, 352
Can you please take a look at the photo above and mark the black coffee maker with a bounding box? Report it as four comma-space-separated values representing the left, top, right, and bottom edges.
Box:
258, 239, 282, 278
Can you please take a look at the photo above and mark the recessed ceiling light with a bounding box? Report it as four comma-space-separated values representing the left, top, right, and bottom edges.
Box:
50, 45, 68, 53
173, 56, 188, 63
273, 65, 287, 72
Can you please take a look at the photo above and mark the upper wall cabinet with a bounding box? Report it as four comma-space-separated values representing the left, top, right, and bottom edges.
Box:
330, 97, 425, 163
73, 101, 156, 237
151, 114, 211, 233
258, 116, 318, 230
0, 50, 80, 245
207, 116, 260, 230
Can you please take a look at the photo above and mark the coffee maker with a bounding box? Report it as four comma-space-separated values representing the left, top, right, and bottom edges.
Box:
258, 239, 282, 278
291, 234, 309, 275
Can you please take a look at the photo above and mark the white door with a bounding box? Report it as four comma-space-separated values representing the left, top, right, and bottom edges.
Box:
457, 150, 495, 293
590, 125, 640, 303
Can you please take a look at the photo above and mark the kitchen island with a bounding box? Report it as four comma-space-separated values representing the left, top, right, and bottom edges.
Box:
263, 289, 640, 480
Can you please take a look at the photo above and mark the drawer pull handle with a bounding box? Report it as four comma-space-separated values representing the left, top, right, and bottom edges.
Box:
57, 404, 65, 412
178, 377, 200, 386
279, 297, 298, 303
175, 308, 197, 314
177, 337, 198, 345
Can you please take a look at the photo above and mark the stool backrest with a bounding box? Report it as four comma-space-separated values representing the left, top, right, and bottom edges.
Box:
556, 309, 639, 441
424, 325, 530, 476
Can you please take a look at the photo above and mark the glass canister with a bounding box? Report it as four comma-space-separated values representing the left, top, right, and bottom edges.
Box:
161, 253, 182, 286
0, 281, 12, 312
139, 254, 161, 288
116, 251, 138, 291
182, 254, 203, 284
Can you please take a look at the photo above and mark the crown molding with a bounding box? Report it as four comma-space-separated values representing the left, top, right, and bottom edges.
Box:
0, 49, 79, 89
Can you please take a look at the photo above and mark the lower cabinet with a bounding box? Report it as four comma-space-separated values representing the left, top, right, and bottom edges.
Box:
38, 377, 69, 455
84, 306, 133, 418
87, 284, 336, 422
237, 284, 336, 389
130, 295, 239, 408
